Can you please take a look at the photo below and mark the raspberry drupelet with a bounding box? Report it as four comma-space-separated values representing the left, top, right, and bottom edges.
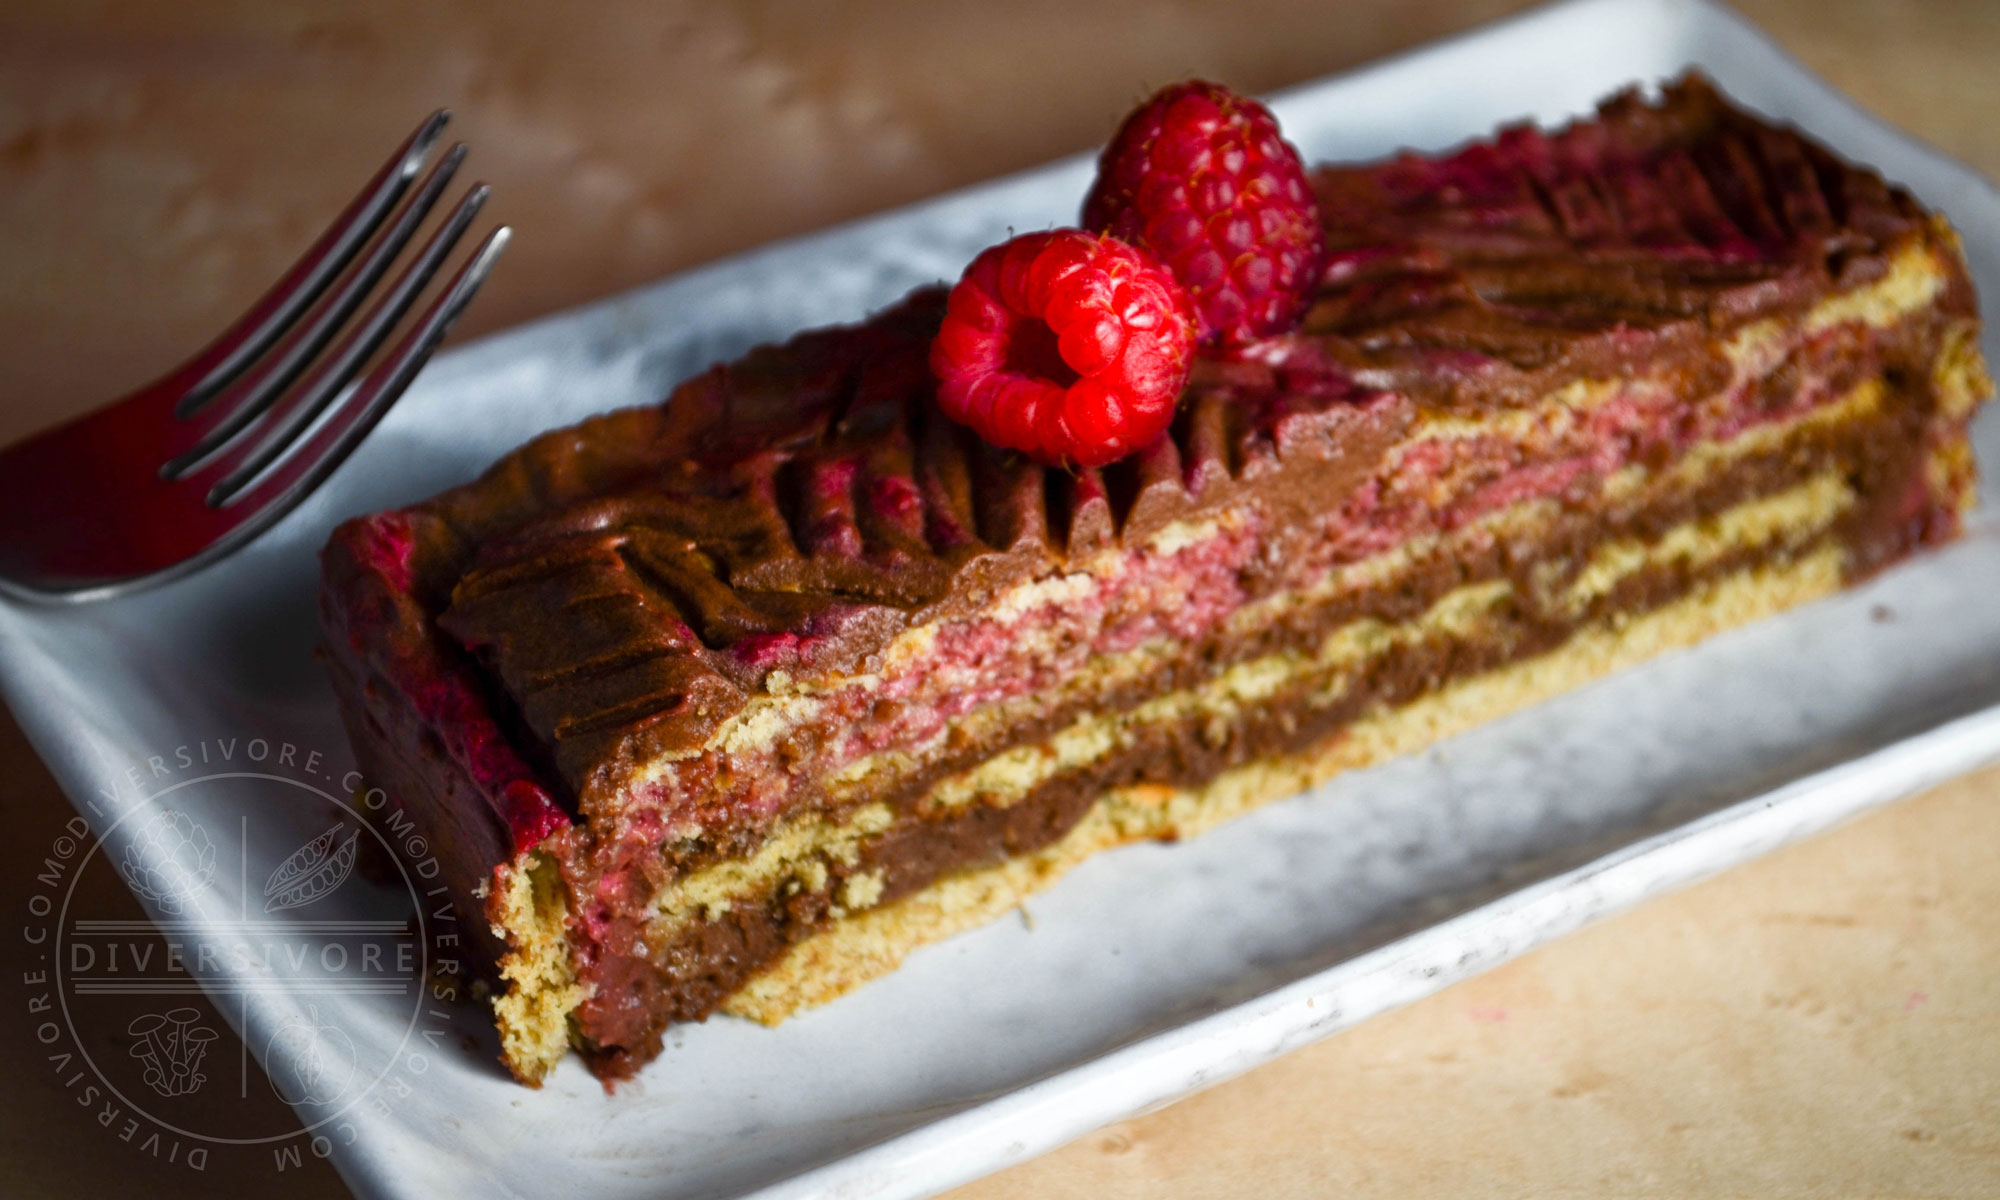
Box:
929, 229, 1196, 468
1083, 80, 1324, 346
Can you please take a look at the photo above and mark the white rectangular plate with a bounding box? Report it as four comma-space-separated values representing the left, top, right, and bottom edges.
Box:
4, 0, 1998, 1196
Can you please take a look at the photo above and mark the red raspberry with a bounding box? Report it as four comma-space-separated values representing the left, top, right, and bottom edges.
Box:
1083, 80, 1324, 346
929, 229, 1195, 468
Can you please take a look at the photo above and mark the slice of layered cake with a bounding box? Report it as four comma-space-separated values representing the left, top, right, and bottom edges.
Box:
319, 76, 1989, 1084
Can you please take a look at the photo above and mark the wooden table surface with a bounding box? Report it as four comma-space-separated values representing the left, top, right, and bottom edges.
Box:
1, 2, 1996, 1195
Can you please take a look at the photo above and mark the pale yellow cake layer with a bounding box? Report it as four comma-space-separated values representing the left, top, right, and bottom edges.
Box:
638, 470, 1856, 942
721, 540, 1848, 1024
489, 850, 585, 1085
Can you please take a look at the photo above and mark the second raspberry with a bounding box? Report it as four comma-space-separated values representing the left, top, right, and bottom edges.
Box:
1084, 80, 1325, 347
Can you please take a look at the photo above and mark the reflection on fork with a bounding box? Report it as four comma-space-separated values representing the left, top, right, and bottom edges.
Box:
0, 111, 509, 603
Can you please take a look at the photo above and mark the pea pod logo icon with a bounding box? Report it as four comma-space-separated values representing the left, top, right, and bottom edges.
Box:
261, 823, 360, 913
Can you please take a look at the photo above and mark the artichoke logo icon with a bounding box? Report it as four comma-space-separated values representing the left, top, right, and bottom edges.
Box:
119, 810, 216, 916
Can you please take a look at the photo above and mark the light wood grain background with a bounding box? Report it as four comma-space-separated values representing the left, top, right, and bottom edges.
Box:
1, 2, 1996, 1196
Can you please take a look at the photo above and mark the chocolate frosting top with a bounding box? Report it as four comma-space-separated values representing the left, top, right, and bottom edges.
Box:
324, 74, 1935, 817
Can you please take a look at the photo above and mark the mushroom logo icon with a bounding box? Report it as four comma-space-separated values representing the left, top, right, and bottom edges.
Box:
127, 1008, 218, 1098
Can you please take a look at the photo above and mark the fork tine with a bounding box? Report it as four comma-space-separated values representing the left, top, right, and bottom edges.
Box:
207, 224, 510, 517
200, 184, 493, 504
163, 143, 470, 479
175, 109, 450, 417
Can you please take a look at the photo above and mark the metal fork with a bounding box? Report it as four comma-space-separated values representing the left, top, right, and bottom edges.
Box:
0, 111, 509, 603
